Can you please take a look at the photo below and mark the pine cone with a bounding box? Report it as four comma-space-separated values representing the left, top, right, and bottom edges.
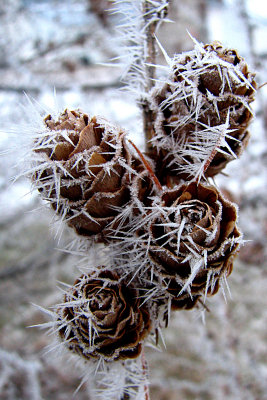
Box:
33, 109, 134, 239
137, 182, 242, 309
150, 41, 256, 180
57, 269, 151, 361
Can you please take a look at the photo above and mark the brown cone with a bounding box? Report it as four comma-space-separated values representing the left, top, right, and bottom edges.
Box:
138, 182, 241, 310
33, 109, 135, 239
57, 269, 151, 361
150, 41, 256, 180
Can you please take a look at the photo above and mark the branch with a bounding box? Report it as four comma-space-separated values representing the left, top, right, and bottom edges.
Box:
20, 34, 89, 64
142, 1, 158, 93
128, 139, 163, 192
141, 0, 170, 153
0, 80, 123, 94
141, 350, 150, 400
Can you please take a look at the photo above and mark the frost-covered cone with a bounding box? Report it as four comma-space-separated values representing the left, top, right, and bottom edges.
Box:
150, 40, 256, 180
57, 269, 151, 361
33, 109, 135, 240
136, 182, 242, 309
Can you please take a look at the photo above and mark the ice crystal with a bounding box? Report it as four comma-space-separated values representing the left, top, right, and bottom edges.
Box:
11, 3, 258, 398
112, 0, 169, 99
149, 38, 256, 180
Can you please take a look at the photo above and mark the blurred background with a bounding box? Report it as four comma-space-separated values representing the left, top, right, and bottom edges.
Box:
0, 0, 267, 399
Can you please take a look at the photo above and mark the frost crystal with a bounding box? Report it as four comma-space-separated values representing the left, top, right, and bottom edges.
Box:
28, 109, 144, 241
13, 5, 258, 399
111, 182, 243, 311
56, 270, 152, 361
150, 40, 256, 181
112, 0, 169, 99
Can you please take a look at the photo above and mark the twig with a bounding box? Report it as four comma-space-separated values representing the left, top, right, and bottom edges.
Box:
142, 1, 158, 93
128, 139, 163, 192
0, 80, 123, 94
142, 1, 158, 154
20, 34, 89, 64
141, 350, 150, 400
120, 351, 150, 400
142, 0, 169, 154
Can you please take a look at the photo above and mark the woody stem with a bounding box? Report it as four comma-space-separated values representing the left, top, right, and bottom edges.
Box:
120, 351, 150, 400
142, 0, 169, 154
128, 139, 163, 192
141, 350, 150, 400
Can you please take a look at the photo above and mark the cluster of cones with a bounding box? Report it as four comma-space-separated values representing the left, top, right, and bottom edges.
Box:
31, 42, 256, 363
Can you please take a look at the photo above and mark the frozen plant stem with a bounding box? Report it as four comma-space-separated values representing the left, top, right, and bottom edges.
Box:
120, 351, 150, 400
142, 0, 169, 154
142, 1, 157, 154
141, 351, 150, 400
128, 139, 163, 192
142, 1, 158, 91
